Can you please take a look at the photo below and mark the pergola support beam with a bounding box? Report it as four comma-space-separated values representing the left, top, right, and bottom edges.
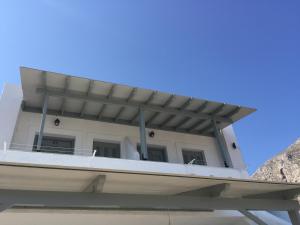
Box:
0, 189, 298, 212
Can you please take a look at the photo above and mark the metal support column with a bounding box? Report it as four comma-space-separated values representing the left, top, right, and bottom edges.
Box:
212, 119, 233, 168
239, 210, 269, 225
139, 108, 148, 159
288, 210, 300, 225
36, 95, 48, 150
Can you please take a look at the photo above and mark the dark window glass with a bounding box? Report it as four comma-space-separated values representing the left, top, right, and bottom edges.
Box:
93, 141, 120, 158
182, 150, 207, 165
33, 135, 75, 155
137, 145, 168, 162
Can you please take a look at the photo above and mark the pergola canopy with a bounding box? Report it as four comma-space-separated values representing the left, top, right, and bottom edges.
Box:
20, 67, 255, 136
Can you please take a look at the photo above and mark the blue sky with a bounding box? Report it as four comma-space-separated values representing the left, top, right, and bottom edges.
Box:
0, 0, 299, 173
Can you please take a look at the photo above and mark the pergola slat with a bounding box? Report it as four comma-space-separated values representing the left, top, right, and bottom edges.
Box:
36, 88, 232, 125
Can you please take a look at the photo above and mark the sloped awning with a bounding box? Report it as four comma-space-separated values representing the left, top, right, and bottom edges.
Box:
20, 67, 255, 136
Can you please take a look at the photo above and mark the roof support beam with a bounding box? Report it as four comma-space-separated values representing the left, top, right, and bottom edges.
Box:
36, 94, 48, 150
41, 71, 47, 88
187, 119, 206, 132
97, 84, 115, 119
115, 88, 137, 121
107, 84, 116, 99
0, 203, 13, 212
185, 101, 210, 131
80, 80, 94, 117
159, 98, 193, 128
82, 175, 106, 193
178, 183, 230, 198
146, 95, 175, 125
212, 119, 233, 168
23, 106, 215, 137
97, 104, 106, 119
180, 98, 193, 110
209, 103, 225, 115
80, 102, 87, 117
187, 103, 226, 132
243, 187, 300, 200
130, 91, 157, 122
239, 210, 269, 225
60, 76, 71, 115
145, 91, 157, 104
163, 94, 175, 107
139, 108, 148, 160
159, 115, 176, 128
0, 189, 298, 212
114, 107, 125, 122
196, 101, 209, 112
146, 112, 159, 125
225, 106, 241, 118
174, 117, 191, 130
288, 209, 300, 225
197, 123, 213, 134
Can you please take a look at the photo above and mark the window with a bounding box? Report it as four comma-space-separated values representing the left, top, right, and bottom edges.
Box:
137, 145, 168, 162
182, 149, 207, 165
93, 141, 120, 158
33, 135, 75, 155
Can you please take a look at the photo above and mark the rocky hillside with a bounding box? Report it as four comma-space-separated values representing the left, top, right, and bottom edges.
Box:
252, 138, 300, 183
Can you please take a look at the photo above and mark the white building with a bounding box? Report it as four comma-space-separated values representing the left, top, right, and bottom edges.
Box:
0, 67, 299, 225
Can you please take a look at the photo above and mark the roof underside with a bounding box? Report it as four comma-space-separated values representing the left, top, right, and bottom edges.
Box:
20, 67, 256, 136
0, 163, 299, 199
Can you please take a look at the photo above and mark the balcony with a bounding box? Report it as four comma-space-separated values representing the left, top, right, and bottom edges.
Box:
0, 144, 249, 180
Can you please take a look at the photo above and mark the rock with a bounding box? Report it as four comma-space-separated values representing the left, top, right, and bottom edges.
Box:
252, 138, 300, 202
252, 138, 300, 183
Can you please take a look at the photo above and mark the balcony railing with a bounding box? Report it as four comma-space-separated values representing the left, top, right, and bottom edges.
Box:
2, 142, 249, 179
10, 143, 91, 156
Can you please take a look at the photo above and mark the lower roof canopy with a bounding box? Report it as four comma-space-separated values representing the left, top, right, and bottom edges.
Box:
0, 163, 299, 200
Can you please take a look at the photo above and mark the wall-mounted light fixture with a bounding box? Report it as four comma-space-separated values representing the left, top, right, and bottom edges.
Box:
54, 118, 60, 126
148, 130, 155, 138
232, 142, 237, 149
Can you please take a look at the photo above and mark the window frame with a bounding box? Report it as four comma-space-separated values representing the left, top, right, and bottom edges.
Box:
182, 149, 207, 166
32, 134, 75, 155
92, 140, 121, 159
137, 144, 168, 162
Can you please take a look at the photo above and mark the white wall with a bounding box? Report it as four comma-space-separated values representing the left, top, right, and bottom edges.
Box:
0, 84, 23, 149
223, 126, 248, 170
11, 111, 226, 167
